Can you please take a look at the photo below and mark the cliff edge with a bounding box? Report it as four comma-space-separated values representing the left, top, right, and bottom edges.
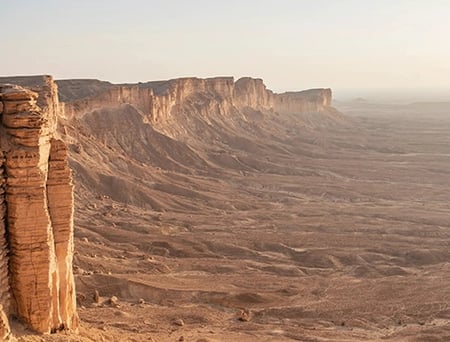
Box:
58, 76, 335, 124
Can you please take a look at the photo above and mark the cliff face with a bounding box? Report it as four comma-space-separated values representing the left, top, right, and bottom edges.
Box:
234, 77, 332, 114
0, 77, 78, 334
146, 77, 235, 123
274, 88, 332, 114
58, 77, 334, 124
62, 85, 154, 120
234, 77, 275, 110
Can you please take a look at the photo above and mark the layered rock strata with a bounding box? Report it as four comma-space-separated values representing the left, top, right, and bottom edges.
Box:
234, 77, 332, 113
58, 77, 333, 123
0, 77, 78, 334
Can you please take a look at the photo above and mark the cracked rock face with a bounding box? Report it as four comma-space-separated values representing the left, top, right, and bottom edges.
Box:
0, 77, 78, 333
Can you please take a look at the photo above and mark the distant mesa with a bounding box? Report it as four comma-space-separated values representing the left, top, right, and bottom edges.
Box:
54, 76, 334, 123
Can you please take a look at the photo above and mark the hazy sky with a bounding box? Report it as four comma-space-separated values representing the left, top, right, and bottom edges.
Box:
1, 0, 450, 96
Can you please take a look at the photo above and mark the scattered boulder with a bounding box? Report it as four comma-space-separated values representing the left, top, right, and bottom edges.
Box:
108, 296, 119, 307
93, 290, 100, 304
237, 308, 251, 322
172, 318, 185, 327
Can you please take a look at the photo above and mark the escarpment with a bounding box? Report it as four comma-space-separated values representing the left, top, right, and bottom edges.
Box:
57, 76, 335, 125
0, 76, 78, 334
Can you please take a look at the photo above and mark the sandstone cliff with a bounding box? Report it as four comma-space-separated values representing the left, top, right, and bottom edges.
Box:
58, 76, 334, 124
234, 77, 332, 114
0, 76, 78, 334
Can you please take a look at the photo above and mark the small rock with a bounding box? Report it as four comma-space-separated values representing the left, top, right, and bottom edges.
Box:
237, 308, 251, 322
82, 237, 89, 243
109, 296, 119, 306
93, 290, 100, 303
73, 265, 81, 274
172, 318, 184, 327
178, 336, 185, 342
73, 143, 82, 153
138, 298, 145, 304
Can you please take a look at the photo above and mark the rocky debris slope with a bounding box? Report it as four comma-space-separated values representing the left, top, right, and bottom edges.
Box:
0, 77, 78, 334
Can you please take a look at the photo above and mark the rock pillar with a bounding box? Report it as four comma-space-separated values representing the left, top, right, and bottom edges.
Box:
0, 78, 78, 334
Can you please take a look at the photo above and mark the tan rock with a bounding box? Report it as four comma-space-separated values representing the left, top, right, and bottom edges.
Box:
0, 77, 78, 334
0, 304, 12, 341
172, 318, 185, 326
2, 111, 43, 129
234, 77, 331, 114
0, 85, 38, 101
0, 156, 10, 315
58, 76, 332, 128
237, 308, 251, 322
2, 99, 37, 114
274, 88, 332, 114
93, 290, 100, 304
109, 296, 119, 306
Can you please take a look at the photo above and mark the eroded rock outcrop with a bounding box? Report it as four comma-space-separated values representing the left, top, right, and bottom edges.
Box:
234, 77, 275, 110
147, 77, 235, 123
0, 77, 78, 334
234, 77, 332, 114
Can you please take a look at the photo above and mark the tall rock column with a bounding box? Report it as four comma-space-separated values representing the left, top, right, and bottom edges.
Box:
0, 78, 78, 334
46, 138, 77, 329
0, 100, 12, 342
0, 152, 9, 313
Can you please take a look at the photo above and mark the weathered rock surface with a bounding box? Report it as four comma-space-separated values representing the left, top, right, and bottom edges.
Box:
0, 77, 78, 334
